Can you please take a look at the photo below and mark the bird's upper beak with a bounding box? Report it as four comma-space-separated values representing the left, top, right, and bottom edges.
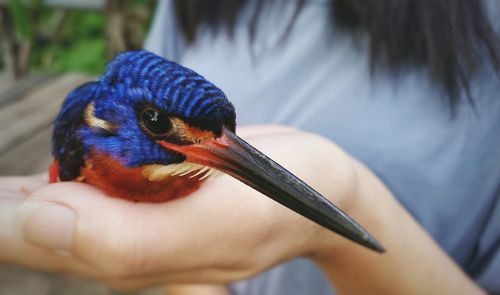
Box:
159, 127, 384, 252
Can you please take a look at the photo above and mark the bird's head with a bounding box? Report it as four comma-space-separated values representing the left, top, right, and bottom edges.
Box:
52, 50, 384, 253
76, 50, 236, 170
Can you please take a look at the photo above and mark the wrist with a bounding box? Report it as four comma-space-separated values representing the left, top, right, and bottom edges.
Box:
307, 161, 485, 294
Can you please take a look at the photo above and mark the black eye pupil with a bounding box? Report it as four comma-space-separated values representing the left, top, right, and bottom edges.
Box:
142, 109, 171, 136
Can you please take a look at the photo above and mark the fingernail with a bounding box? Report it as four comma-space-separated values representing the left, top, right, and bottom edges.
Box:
12, 201, 76, 252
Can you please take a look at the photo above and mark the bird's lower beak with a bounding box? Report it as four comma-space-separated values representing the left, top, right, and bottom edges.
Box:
160, 127, 384, 253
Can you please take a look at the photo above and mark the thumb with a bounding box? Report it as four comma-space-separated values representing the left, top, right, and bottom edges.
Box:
13, 181, 134, 257
11, 181, 185, 279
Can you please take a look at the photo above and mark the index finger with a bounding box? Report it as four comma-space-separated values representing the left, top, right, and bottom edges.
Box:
0, 173, 49, 197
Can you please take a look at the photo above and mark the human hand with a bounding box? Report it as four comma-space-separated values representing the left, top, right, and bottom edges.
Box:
0, 126, 360, 291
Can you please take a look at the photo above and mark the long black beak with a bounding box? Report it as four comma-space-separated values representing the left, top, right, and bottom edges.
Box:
160, 127, 384, 253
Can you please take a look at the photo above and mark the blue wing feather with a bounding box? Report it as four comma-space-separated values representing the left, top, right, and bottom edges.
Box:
52, 81, 98, 180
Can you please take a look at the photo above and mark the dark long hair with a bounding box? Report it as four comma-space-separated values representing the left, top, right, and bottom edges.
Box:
174, 0, 500, 106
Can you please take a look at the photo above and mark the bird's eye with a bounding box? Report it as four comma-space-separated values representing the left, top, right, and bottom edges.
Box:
141, 108, 172, 137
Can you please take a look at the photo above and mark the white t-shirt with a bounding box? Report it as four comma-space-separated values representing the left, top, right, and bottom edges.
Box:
145, 1, 500, 293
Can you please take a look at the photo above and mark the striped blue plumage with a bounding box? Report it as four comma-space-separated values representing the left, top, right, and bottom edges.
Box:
53, 50, 235, 181
99, 51, 232, 121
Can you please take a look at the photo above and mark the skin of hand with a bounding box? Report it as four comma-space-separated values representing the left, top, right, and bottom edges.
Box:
0, 125, 485, 294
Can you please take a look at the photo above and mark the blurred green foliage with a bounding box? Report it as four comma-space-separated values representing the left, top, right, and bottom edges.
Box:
2, 0, 154, 75
32, 11, 107, 74
9, 0, 34, 39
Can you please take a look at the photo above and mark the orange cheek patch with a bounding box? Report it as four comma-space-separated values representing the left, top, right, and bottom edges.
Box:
170, 118, 215, 143
185, 125, 215, 142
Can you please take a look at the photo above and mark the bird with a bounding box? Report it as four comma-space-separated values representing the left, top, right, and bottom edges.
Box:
50, 50, 384, 253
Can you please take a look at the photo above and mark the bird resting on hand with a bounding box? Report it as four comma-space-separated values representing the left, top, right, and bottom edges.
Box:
50, 50, 384, 252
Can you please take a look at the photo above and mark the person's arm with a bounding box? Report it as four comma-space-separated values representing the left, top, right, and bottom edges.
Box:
0, 126, 485, 293
311, 158, 484, 294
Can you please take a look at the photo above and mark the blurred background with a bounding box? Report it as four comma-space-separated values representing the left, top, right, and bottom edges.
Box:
0, 0, 155, 175
0, 0, 163, 294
